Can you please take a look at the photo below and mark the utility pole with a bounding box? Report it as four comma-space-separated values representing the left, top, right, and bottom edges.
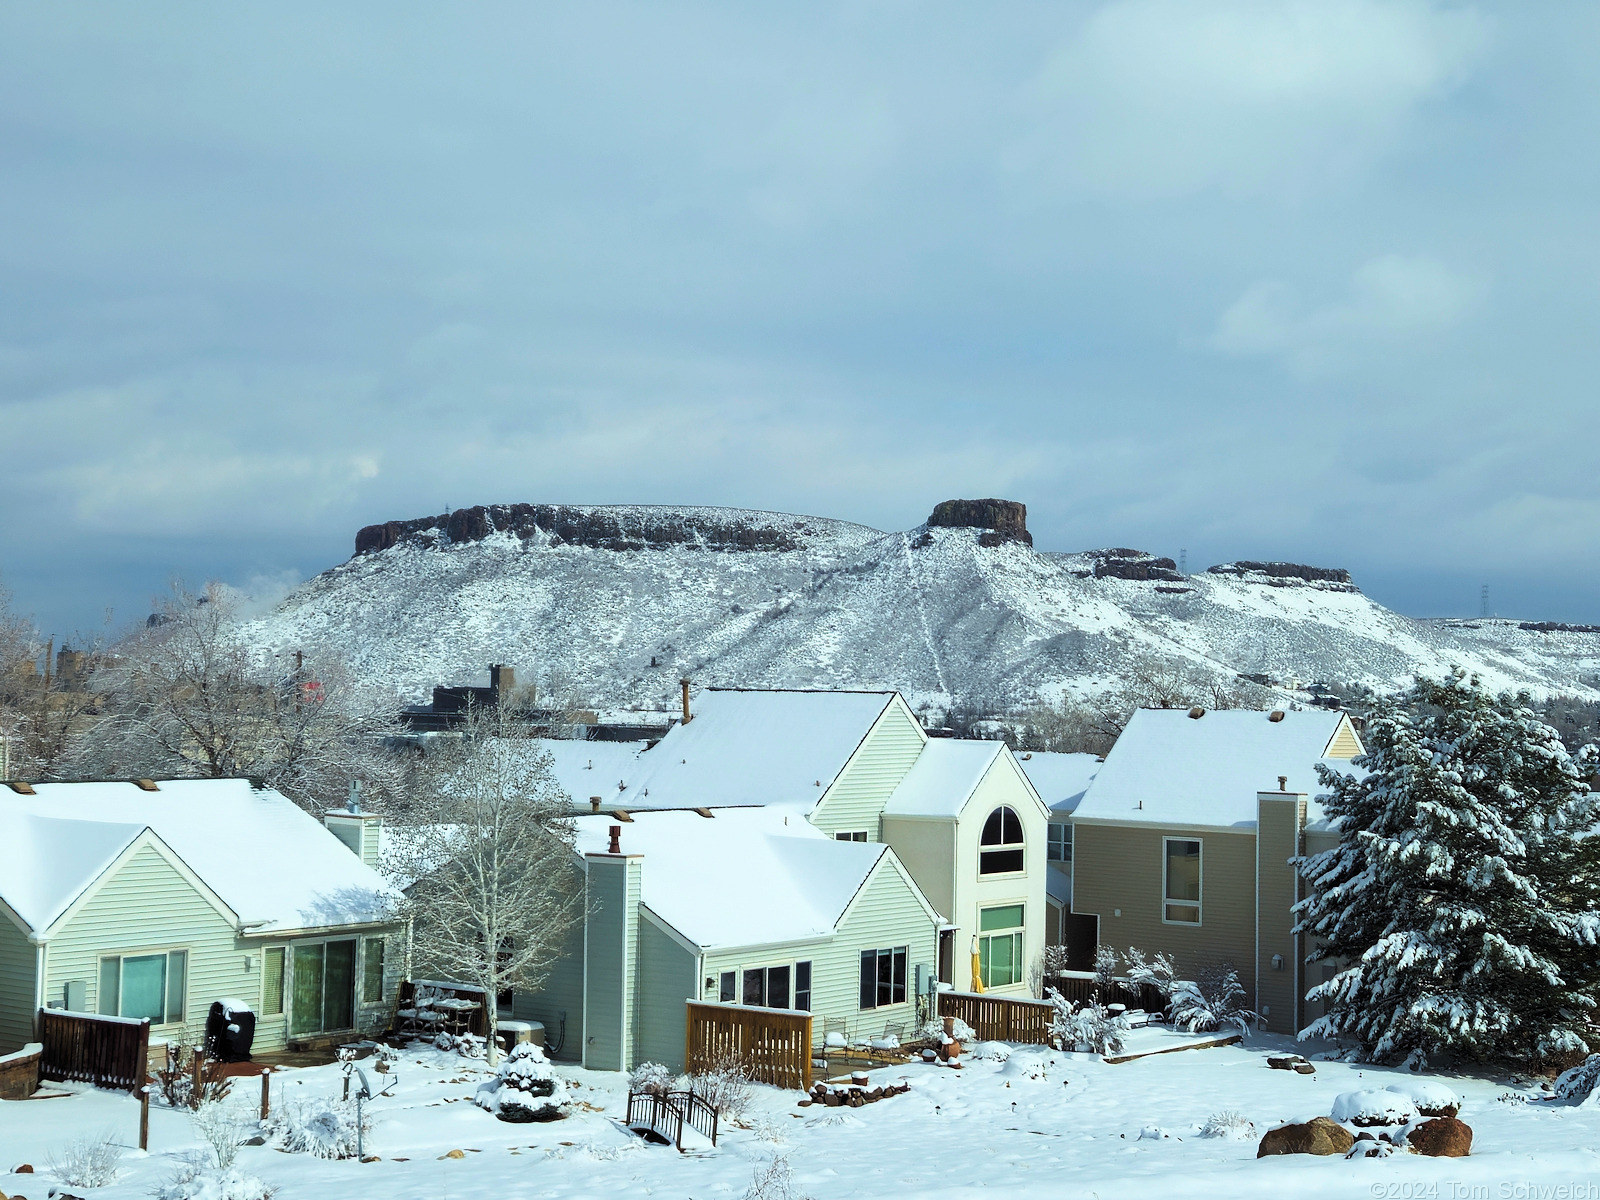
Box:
1480, 584, 1489, 619
1179, 548, 1187, 575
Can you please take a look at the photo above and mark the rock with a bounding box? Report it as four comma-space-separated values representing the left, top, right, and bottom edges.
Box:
1293, 1063, 1316, 1075
925, 499, 1032, 546
1089, 550, 1183, 582
1386, 1081, 1461, 1119
243, 1135, 267, 1146
442, 1149, 466, 1160
1267, 1055, 1307, 1071
1406, 1118, 1472, 1157
1257, 1117, 1356, 1158
13, 1166, 31, 1174
360, 1155, 381, 1163
1208, 562, 1356, 590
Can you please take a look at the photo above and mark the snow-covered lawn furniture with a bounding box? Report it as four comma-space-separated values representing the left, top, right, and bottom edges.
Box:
392, 980, 488, 1042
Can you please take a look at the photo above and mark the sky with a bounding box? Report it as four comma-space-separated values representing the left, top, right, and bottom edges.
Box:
4, 1, 1600, 640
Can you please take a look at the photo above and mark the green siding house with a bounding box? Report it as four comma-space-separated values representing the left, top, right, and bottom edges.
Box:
0, 779, 408, 1058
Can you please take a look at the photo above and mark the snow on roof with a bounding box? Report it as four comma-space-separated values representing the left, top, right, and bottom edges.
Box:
608, 688, 899, 812
11, 779, 403, 934
1015, 751, 1101, 816
882, 739, 1006, 817
1072, 708, 1351, 830
572, 807, 891, 949
0, 811, 146, 932
511, 738, 646, 809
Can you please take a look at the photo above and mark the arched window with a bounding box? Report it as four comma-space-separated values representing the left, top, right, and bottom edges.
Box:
979, 806, 1025, 874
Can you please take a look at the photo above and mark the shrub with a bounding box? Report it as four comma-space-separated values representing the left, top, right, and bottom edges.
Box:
154, 1046, 236, 1111
264, 1095, 369, 1159
1123, 948, 1179, 1000
744, 1150, 809, 1200
48, 1129, 125, 1188
475, 1043, 571, 1122
1199, 1110, 1257, 1139
682, 1054, 753, 1119
155, 1158, 277, 1200
1555, 1054, 1600, 1104
1046, 989, 1129, 1056
628, 1060, 674, 1097
1168, 966, 1261, 1036
192, 1098, 255, 1170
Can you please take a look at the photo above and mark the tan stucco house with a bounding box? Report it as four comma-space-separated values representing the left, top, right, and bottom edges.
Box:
1067, 707, 1363, 1034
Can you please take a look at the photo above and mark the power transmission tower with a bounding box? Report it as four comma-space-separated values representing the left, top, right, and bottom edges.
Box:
1179, 548, 1187, 575
1480, 584, 1489, 619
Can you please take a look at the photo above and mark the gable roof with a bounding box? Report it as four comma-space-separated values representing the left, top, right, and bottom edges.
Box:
8, 779, 404, 935
1072, 708, 1356, 831
572, 807, 911, 950
519, 738, 646, 809
0, 811, 146, 933
883, 739, 1010, 818
601, 688, 899, 813
1014, 751, 1102, 816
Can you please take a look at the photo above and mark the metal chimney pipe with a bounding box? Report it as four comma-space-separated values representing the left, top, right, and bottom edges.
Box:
608, 824, 621, 855
590, 796, 602, 813
680, 677, 692, 724
1277, 775, 1288, 791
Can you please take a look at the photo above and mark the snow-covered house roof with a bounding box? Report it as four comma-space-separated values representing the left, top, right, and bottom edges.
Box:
571, 807, 933, 950
0, 810, 147, 932
601, 688, 900, 813
510, 738, 646, 810
883, 739, 1033, 818
1072, 708, 1358, 831
4, 779, 404, 935
1014, 751, 1101, 816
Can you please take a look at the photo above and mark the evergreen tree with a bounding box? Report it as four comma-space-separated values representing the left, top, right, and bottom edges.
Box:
1297, 670, 1600, 1068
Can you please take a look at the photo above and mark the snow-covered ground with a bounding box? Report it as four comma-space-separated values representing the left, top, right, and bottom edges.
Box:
4, 1033, 1597, 1200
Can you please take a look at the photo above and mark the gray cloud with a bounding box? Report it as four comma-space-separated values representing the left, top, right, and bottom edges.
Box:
3, 1, 1599, 635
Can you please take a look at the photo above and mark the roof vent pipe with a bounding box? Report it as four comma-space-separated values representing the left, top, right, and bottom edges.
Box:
681, 677, 692, 725
1277, 775, 1288, 791
608, 824, 622, 855
590, 796, 602, 813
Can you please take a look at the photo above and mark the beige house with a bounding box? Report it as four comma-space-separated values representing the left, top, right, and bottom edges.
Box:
0, 779, 407, 1057
1014, 750, 1101, 957
1068, 708, 1362, 1035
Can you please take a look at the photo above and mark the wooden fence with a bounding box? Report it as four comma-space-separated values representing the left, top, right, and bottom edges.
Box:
937, 990, 1053, 1045
38, 1010, 150, 1093
1042, 971, 1167, 1014
684, 1001, 813, 1092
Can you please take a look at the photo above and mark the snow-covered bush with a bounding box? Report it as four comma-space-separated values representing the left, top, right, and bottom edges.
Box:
1199, 1110, 1256, 1139
433, 1031, 486, 1059
1331, 1089, 1417, 1126
154, 1046, 236, 1111
683, 1054, 753, 1119
744, 1150, 809, 1200
1123, 948, 1178, 1000
155, 1158, 276, 1200
1093, 944, 1118, 996
628, 1060, 674, 1097
475, 1043, 571, 1122
967, 1040, 1011, 1062
193, 1098, 255, 1171
1046, 989, 1129, 1056
48, 1129, 125, 1188
946, 1017, 976, 1043
1555, 1054, 1600, 1105
1385, 1080, 1461, 1116
1167, 966, 1260, 1035
264, 1094, 369, 1159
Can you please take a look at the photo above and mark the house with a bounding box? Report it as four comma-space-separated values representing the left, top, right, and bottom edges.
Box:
516, 686, 1053, 1070
1067, 707, 1363, 1034
1013, 750, 1101, 955
0, 779, 408, 1058
515, 806, 942, 1072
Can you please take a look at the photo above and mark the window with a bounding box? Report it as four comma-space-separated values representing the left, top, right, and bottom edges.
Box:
834, 830, 868, 842
858, 947, 907, 1009
1047, 823, 1072, 863
262, 947, 285, 1016
97, 951, 187, 1024
739, 964, 801, 1009
978, 905, 1025, 988
719, 971, 736, 1002
362, 939, 385, 1004
1164, 838, 1202, 924
979, 806, 1025, 874
290, 939, 357, 1035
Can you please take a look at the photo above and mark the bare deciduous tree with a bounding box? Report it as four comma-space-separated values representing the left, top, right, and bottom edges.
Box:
386, 701, 585, 1065
72, 582, 402, 810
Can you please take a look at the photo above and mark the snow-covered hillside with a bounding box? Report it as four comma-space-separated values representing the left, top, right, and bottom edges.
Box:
242, 501, 1600, 710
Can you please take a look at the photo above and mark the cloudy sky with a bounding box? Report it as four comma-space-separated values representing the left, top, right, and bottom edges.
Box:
4, 1, 1598, 637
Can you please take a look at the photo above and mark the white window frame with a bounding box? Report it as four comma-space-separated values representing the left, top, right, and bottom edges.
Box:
834, 830, 868, 842
285, 935, 362, 1036
977, 904, 1026, 988
722, 958, 814, 1011
1162, 836, 1203, 926
979, 806, 1026, 876
858, 946, 908, 1010
1046, 822, 1072, 862
360, 936, 387, 1005
97, 948, 189, 1026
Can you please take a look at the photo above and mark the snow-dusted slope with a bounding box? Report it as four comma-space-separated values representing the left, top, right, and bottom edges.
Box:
243, 502, 1600, 710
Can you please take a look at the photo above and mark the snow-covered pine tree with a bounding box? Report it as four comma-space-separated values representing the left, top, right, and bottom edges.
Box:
1296, 670, 1600, 1068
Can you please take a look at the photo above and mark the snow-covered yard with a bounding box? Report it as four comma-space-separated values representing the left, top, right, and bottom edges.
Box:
3, 1033, 1598, 1200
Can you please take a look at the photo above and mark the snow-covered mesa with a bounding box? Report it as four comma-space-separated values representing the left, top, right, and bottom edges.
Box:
242, 501, 1600, 711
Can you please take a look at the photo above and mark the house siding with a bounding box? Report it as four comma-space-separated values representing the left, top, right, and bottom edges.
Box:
1072, 822, 1260, 1004
1255, 796, 1305, 1035
581, 855, 639, 1071
0, 918, 38, 1054
878, 816, 954, 920
1326, 718, 1363, 760
811, 699, 926, 838
634, 916, 697, 1070
514, 859, 587, 1062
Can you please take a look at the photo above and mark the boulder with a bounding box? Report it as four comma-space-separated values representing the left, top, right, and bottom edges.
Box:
1406, 1118, 1472, 1158
926, 499, 1031, 546
1257, 1117, 1356, 1158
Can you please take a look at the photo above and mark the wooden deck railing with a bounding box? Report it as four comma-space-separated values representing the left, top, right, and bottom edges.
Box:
684, 1001, 813, 1092
936, 990, 1053, 1045
37, 1010, 150, 1093
1042, 971, 1167, 1013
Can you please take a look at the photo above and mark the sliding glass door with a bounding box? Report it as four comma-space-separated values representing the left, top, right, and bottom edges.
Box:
290, 940, 357, 1035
